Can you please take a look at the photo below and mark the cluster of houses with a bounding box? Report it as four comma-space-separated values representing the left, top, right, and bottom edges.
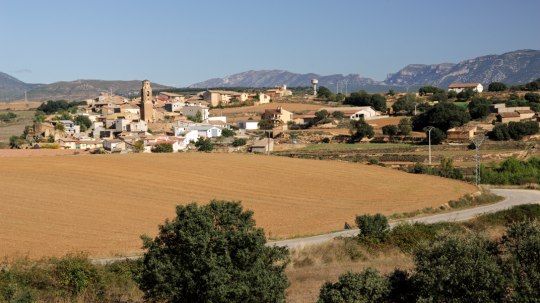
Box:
27, 81, 235, 153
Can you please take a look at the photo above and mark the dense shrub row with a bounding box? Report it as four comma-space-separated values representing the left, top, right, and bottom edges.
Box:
481, 157, 540, 185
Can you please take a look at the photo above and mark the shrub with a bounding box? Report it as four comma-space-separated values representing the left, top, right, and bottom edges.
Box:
355, 214, 389, 243
231, 138, 247, 147
151, 143, 173, 153
195, 137, 214, 152
221, 128, 235, 137
317, 269, 389, 303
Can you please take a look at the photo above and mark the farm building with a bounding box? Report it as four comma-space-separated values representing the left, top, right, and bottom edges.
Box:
446, 126, 477, 142
497, 112, 521, 123
321, 106, 378, 120
238, 120, 260, 130
448, 83, 483, 93
262, 107, 294, 126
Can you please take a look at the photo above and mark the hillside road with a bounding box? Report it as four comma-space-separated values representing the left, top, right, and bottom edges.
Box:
268, 188, 540, 249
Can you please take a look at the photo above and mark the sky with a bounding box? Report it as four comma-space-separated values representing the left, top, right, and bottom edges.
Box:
1, 0, 540, 87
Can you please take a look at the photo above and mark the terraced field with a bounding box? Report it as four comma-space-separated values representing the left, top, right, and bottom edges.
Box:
0, 153, 476, 258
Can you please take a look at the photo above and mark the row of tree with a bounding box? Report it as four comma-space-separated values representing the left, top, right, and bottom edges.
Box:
319, 213, 540, 303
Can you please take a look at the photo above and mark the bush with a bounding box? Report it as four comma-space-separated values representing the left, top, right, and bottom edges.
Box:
231, 138, 247, 147
524, 92, 540, 103
349, 118, 374, 142
382, 125, 399, 136
317, 269, 389, 303
221, 128, 235, 137
488, 82, 507, 92
195, 137, 214, 152
151, 143, 173, 153
355, 214, 389, 243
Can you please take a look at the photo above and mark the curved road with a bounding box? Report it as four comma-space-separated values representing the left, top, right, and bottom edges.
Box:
268, 188, 540, 249
93, 189, 540, 264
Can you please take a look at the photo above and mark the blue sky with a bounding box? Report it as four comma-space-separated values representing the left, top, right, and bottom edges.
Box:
1, 0, 539, 86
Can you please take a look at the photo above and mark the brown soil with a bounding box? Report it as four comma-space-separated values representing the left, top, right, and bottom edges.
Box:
0, 153, 476, 258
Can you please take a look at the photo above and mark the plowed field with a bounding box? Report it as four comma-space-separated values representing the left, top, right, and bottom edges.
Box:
0, 153, 476, 258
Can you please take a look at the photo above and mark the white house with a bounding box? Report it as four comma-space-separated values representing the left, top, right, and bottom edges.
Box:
103, 139, 126, 151
321, 106, 378, 120
58, 120, 81, 135
448, 83, 483, 93
174, 128, 199, 142
258, 93, 271, 104
189, 125, 223, 138
238, 120, 260, 130
164, 101, 184, 112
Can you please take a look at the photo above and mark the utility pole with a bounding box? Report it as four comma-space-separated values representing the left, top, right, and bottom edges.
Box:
425, 126, 434, 165
471, 135, 486, 187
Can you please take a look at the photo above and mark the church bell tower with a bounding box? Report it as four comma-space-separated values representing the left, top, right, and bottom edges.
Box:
140, 80, 154, 123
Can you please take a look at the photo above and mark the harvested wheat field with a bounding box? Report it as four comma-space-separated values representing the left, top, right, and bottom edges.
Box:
0, 153, 476, 258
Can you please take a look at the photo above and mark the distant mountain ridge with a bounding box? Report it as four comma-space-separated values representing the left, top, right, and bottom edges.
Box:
1, 49, 539, 101
189, 49, 540, 92
385, 49, 540, 87
0, 77, 173, 102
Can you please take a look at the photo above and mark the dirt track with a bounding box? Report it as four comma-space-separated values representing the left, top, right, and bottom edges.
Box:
0, 153, 476, 258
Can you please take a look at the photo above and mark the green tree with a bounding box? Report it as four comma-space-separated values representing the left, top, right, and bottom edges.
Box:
195, 137, 214, 152
488, 82, 507, 92
355, 213, 390, 242
489, 124, 511, 141
398, 118, 412, 135
258, 119, 273, 130
221, 128, 236, 137
524, 92, 540, 103
74, 115, 92, 132
427, 127, 445, 145
457, 88, 476, 100
151, 143, 173, 153
414, 234, 506, 303
317, 86, 334, 100
502, 221, 540, 302
136, 200, 289, 303
349, 118, 374, 142
382, 125, 399, 137
317, 269, 389, 303
331, 111, 344, 120
232, 138, 247, 147
412, 102, 470, 131
468, 97, 491, 119
430, 92, 448, 102
447, 90, 458, 99
419, 86, 444, 96
344, 91, 386, 111
392, 94, 416, 115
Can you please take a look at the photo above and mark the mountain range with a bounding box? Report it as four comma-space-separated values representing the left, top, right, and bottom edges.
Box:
1, 49, 539, 102
189, 49, 540, 92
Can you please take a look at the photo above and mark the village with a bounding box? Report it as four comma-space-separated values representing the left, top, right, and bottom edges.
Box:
16, 79, 540, 157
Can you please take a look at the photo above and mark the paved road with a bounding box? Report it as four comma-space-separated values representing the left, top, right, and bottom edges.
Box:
92, 189, 539, 264
268, 188, 540, 249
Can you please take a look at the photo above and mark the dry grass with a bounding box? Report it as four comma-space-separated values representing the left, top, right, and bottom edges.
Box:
0, 110, 35, 147
0, 153, 476, 258
0, 101, 41, 111
286, 239, 413, 303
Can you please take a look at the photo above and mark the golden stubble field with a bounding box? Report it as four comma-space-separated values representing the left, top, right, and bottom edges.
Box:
0, 153, 476, 258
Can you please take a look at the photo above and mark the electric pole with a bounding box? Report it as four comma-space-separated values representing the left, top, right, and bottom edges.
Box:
471, 135, 486, 187
425, 126, 434, 165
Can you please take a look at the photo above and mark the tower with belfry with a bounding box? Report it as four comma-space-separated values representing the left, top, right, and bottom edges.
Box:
140, 80, 154, 123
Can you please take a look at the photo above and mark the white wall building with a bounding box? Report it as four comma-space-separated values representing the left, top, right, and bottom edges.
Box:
448, 83, 484, 93
238, 120, 260, 130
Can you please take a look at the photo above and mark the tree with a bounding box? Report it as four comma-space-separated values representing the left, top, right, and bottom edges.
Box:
221, 128, 235, 137
489, 124, 510, 141
392, 94, 416, 115
488, 82, 507, 92
344, 91, 387, 111
317, 269, 389, 303
151, 143, 173, 153
412, 102, 470, 131
457, 88, 476, 101
136, 200, 289, 303
331, 111, 344, 120
195, 137, 214, 152
524, 92, 540, 103
314, 110, 330, 125
447, 90, 458, 99
382, 125, 399, 137
317, 86, 334, 100
355, 213, 390, 242
398, 118, 412, 136
258, 119, 273, 130
427, 127, 445, 145
419, 86, 444, 96
232, 138, 247, 147
133, 140, 145, 153
502, 221, 540, 302
349, 118, 374, 142
468, 97, 491, 119
430, 92, 448, 102
414, 234, 506, 303
0, 112, 17, 123
74, 115, 92, 132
